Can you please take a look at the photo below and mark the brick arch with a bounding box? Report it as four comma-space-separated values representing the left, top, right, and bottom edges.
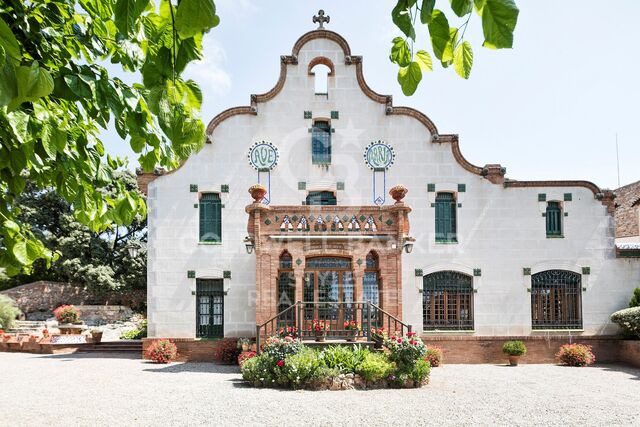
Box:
308, 56, 335, 76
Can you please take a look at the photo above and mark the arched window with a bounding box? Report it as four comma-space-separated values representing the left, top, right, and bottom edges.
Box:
531, 270, 582, 329
310, 63, 330, 94
423, 271, 473, 330
435, 192, 457, 243
546, 202, 563, 237
277, 251, 295, 323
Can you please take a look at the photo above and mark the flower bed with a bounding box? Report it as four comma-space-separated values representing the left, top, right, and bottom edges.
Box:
242, 334, 431, 390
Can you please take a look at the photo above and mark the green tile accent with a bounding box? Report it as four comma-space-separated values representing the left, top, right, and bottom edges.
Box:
193, 204, 198, 208
473, 268, 482, 277
427, 183, 436, 192
223, 270, 232, 279
356, 258, 363, 266
337, 181, 345, 191
264, 219, 271, 225
523, 268, 531, 276
541, 213, 546, 217
538, 193, 546, 202
221, 204, 225, 209
457, 203, 462, 208
221, 184, 229, 193
298, 181, 307, 190
291, 215, 299, 222
582, 267, 591, 275
331, 110, 339, 119
359, 215, 366, 222
274, 216, 279, 222
304, 111, 312, 119
564, 193, 572, 201
190, 184, 198, 192
415, 269, 423, 277
385, 219, 393, 226
295, 258, 302, 266
430, 203, 435, 208
330, 128, 335, 133
342, 215, 349, 222
187, 270, 195, 279
564, 212, 568, 217
457, 183, 466, 193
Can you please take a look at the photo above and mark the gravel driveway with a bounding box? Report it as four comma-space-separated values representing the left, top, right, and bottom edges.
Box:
1, 352, 638, 426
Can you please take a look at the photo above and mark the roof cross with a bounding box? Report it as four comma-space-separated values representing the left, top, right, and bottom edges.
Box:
312, 10, 330, 29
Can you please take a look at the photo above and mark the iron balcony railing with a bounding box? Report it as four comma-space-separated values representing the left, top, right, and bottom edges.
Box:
256, 301, 411, 353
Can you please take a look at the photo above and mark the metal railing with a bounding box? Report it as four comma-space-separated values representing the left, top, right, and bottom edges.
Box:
256, 301, 411, 353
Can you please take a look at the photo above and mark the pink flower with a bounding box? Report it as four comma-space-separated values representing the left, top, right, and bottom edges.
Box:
397, 338, 402, 343
276, 359, 284, 367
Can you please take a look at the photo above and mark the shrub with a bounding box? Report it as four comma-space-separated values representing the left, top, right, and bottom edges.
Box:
241, 353, 277, 386
283, 347, 326, 388
214, 339, 241, 364
556, 343, 596, 367
238, 351, 257, 367
262, 336, 302, 360
0, 295, 20, 330
357, 352, 394, 382
321, 345, 369, 373
408, 358, 431, 384
53, 305, 80, 324
629, 287, 640, 308
611, 306, 640, 338
502, 340, 527, 356
145, 340, 178, 364
385, 332, 427, 365
120, 319, 147, 340
424, 347, 443, 367
391, 358, 431, 387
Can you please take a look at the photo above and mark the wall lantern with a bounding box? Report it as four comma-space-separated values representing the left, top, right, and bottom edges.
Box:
403, 237, 415, 254
244, 236, 255, 254
126, 241, 145, 258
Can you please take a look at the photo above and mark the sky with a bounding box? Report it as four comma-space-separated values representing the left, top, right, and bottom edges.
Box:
103, 0, 640, 190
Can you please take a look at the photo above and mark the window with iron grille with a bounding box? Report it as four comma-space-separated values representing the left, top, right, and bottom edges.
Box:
196, 279, 224, 338
435, 192, 457, 243
277, 251, 295, 324
311, 120, 331, 164
199, 193, 221, 242
423, 271, 473, 330
531, 270, 582, 329
546, 201, 563, 237
306, 191, 336, 205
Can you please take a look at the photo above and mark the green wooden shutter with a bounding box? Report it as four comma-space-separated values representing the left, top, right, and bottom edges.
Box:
435, 193, 457, 243
200, 193, 222, 242
546, 202, 562, 237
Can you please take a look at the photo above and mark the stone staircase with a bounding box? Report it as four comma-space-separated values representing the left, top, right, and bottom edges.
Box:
6, 320, 47, 334
80, 340, 143, 355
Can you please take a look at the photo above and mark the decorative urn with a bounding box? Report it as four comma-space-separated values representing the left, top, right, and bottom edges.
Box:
248, 184, 267, 203
389, 185, 408, 204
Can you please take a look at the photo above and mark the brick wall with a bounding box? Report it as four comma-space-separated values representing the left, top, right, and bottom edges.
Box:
142, 338, 239, 363
421, 335, 622, 364
618, 340, 640, 368
614, 180, 640, 238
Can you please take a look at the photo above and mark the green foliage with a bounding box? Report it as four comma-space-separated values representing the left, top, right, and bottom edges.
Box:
629, 288, 640, 308
241, 353, 277, 386
389, 0, 519, 93
407, 358, 431, 383
321, 345, 369, 373
555, 344, 595, 367
261, 336, 303, 361
611, 306, 640, 339
0, 0, 218, 275
0, 172, 146, 294
120, 319, 147, 339
284, 347, 326, 388
502, 340, 527, 356
0, 295, 21, 330
385, 333, 428, 365
357, 352, 394, 382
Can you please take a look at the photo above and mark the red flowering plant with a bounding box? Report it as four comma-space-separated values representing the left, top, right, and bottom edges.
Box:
556, 343, 596, 367
53, 305, 81, 324
145, 339, 178, 364
385, 331, 427, 366
42, 329, 49, 338
343, 320, 360, 331
424, 347, 443, 367
309, 319, 330, 333
371, 327, 386, 341
262, 335, 302, 361
0, 329, 4, 335
238, 351, 257, 367
277, 326, 299, 338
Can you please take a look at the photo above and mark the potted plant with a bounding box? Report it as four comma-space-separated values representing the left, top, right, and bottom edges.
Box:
310, 319, 329, 342
53, 305, 83, 334
90, 328, 103, 344
277, 326, 299, 338
237, 337, 251, 352
42, 329, 49, 338
502, 340, 527, 366
371, 327, 386, 349
145, 339, 178, 364
343, 320, 360, 342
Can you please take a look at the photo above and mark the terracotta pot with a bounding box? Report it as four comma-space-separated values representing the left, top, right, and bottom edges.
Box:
345, 330, 358, 342
508, 355, 520, 366
314, 331, 326, 342
248, 184, 267, 203
91, 331, 103, 344
389, 185, 408, 204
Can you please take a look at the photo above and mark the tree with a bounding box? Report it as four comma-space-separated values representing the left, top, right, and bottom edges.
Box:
0, 171, 146, 293
0, 0, 218, 275
389, 0, 519, 95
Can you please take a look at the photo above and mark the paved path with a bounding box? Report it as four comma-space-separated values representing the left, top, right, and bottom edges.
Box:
0, 352, 639, 426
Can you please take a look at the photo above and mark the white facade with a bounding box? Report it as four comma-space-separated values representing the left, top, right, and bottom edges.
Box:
145, 29, 638, 339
